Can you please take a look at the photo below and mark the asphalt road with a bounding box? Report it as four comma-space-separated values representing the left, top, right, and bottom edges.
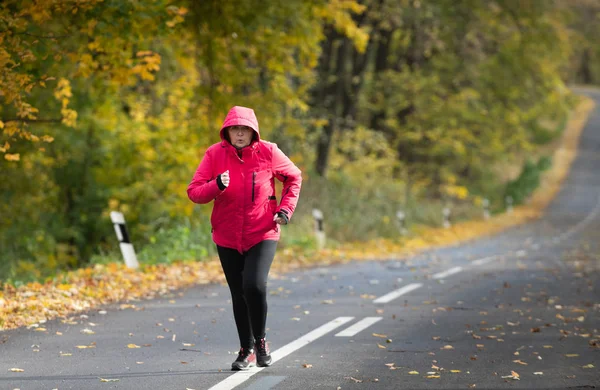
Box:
1, 89, 599, 390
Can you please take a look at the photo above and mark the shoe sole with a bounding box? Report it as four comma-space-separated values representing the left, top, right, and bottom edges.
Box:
257, 358, 272, 367
231, 362, 256, 371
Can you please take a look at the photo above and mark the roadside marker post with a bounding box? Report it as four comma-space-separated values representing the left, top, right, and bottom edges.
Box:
483, 198, 490, 220
506, 196, 513, 214
110, 211, 139, 269
442, 207, 451, 228
396, 210, 408, 236
312, 209, 326, 250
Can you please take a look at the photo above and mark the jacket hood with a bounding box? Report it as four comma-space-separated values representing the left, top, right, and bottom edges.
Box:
220, 106, 260, 142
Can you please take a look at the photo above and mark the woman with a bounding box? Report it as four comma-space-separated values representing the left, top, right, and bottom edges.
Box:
187, 106, 302, 371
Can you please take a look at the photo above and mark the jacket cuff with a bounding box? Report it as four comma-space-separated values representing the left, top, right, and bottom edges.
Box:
277, 210, 290, 224
216, 174, 226, 191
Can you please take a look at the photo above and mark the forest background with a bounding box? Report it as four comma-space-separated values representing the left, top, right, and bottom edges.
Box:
2, 0, 600, 284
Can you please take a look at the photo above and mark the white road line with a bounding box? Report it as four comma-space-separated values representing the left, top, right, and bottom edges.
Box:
373, 283, 423, 304
553, 191, 600, 243
207, 317, 355, 390
472, 256, 497, 266
335, 317, 383, 337
432, 266, 463, 280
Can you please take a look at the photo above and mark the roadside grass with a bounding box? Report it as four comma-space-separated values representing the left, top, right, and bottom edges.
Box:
0, 94, 595, 331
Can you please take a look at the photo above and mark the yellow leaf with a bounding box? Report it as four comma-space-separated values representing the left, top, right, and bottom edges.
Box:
4, 153, 20, 161
441, 345, 454, 350
302, 363, 313, 368
582, 364, 594, 369
99, 378, 119, 382
408, 371, 419, 375
372, 333, 387, 338
426, 375, 440, 379
377, 343, 387, 349
9, 368, 24, 372
450, 370, 461, 373
127, 344, 141, 349
564, 354, 579, 358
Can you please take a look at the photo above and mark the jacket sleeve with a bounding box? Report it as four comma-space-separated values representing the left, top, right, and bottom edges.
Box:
272, 144, 302, 221
187, 149, 224, 204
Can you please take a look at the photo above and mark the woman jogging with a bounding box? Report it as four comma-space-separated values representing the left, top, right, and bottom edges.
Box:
187, 106, 302, 371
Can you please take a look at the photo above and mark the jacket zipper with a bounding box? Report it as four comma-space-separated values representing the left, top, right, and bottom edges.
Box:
252, 172, 256, 203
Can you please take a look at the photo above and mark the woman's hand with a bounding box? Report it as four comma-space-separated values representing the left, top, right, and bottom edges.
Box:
273, 212, 288, 225
219, 170, 230, 187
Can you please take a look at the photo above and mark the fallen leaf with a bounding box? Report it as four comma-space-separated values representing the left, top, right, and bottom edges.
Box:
408, 371, 419, 375
533, 372, 543, 375
182, 343, 195, 347
450, 370, 461, 373
75, 345, 95, 349
543, 345, 553, 349
582, 364, 594, 369
321, 300, 334, 304
513, 360, 528, 365
127, 344, 141, 349
347, 377, 362, 383
426, 375, 440, 379
373, 333, 387, 338
441, 345, 454, 350
302, 363, 313, 368
80, 328, 95, 335
564, 354, 579, 358
99, 378, 119, 382
8, 368, 24, 372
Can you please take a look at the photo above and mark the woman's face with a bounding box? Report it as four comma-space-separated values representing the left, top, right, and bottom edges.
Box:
228, 126, 254, 148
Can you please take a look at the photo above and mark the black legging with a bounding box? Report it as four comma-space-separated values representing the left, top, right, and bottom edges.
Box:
217, 240, 277, 349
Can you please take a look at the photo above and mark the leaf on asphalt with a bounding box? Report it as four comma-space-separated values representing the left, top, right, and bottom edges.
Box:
501, 371, 520, 380
534, 372, 543, 375
431, 364, 440, 370
513, 360, 528, 365
290, 317, 301, 321
506, 321, 519, 326
472, 334, 482, 340
127, 344, 141, 349
373, 333, 387, 338
476, 344, 484, 349
302, 363, 313, 368
60, 352, 72, 356
450, 370, 461, 373
582, 364, 594, 369
182, 343, 195, 347
441, 345, 454, 350
34, 327, 47, 332
81, 328, 95, 335
432, 336, 441, 340
377, 343, 387, 349
99, 377, 119, 382
531, 327, 541, 333
426, 375, 440, 379
8, 368, 24, 372
347, 377, 362, 383
543, 345, 553, 348
564, 354, 579, 358
321, 300, 334, 304
408, 371, 419, 375
76, 345, 95, 349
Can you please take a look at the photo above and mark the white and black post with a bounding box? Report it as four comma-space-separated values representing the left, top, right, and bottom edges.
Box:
482, 198, 490, 220
442, 207, 451, 228
110, 211, 139, 269
396, 210, 408, 236
312, 208, 326, 250
505, 196, 513, 214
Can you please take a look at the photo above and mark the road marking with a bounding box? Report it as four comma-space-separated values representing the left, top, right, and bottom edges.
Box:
373, 283, 423, 304
244, 376, 286, 390
207, 317, 354, 390
553, 191, 600, 243
432, 266, 463, 280
335, 317, 383, 337
472, 256, 496, 266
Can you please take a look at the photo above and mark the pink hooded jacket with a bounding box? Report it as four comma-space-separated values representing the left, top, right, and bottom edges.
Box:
187, 106, 302, 253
